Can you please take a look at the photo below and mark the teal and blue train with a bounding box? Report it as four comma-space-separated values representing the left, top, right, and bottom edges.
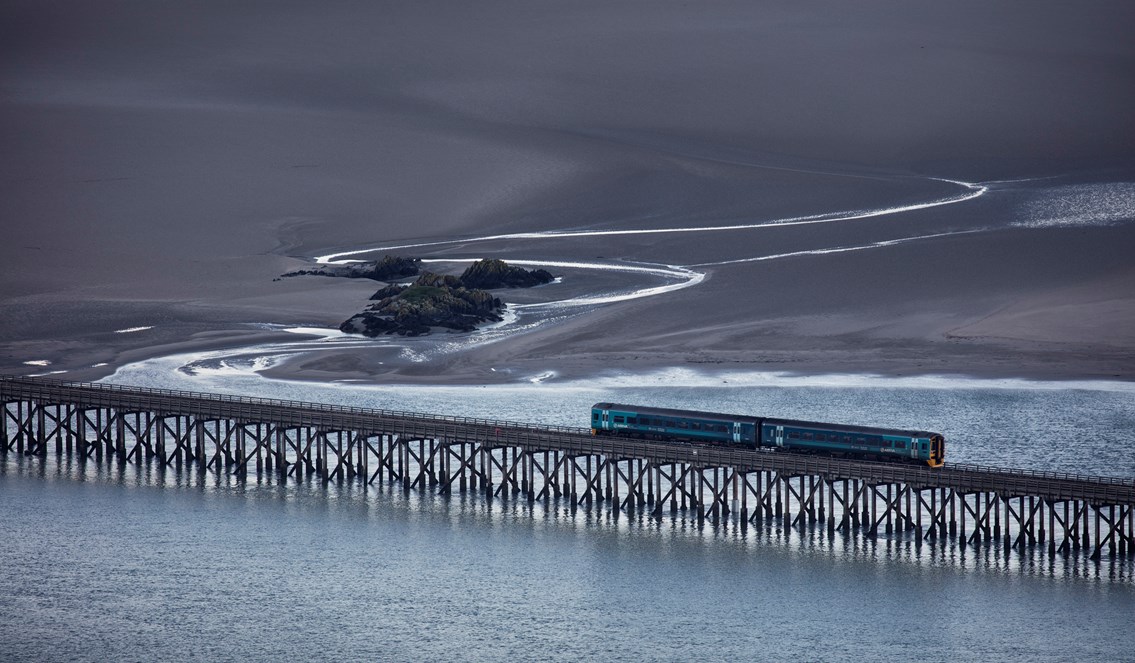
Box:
591, 402, 945, 468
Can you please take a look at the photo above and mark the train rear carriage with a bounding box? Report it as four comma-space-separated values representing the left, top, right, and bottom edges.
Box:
761, 418, 944, 468
592, 403, 758, 446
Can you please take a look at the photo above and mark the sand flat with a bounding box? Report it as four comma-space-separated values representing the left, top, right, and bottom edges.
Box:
2, 1, 1133, 383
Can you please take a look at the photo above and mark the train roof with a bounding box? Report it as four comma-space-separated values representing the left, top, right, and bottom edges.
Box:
762, 418, 941, 439
593, 403, 941, 438
593, 402, 759, 423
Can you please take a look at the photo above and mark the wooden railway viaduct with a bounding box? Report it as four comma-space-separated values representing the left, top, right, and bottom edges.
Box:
3, 376, 1133, 561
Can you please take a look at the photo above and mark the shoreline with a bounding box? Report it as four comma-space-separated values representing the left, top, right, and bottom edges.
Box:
6, 319, 1130, 391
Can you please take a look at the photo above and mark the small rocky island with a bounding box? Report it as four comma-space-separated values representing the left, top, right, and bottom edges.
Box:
296, 256, 553, 337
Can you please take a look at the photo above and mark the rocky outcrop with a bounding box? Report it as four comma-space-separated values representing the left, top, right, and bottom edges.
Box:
459, 258, 554, 289
340, 272, 503, 337
284, 255, 421, 281
333, 257, 556, 337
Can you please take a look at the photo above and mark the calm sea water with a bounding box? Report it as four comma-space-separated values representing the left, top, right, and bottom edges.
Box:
1, 453, 1132, 662
2, 371, 1133, 660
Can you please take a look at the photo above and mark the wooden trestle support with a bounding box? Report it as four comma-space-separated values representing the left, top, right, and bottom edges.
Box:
3, 382, 1134, 562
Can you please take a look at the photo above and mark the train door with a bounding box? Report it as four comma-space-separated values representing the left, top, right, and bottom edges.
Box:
775, 425, 785, 447
930, 436, 944, 467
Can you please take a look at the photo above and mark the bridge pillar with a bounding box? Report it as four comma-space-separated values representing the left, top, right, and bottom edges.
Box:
993, 493, 1002, 539
1121, 504, 1130, 556
113, 412, 125, 461
75, 407, 87, 459
731, 470, 740, 522
860, 483, 870, 535
1083, 502, 1093, 550
958, 492, 967, 547
839, 481, 849, 531
95, 408, 106, 461
885, 485, 894, 535
35, 403, 46, 456
1087, 505, 1100, 560
62, 404, 72, 456
0, 398, 8, 454
612, 459, 621, 509
816, 477, 825, 524
914, 488, 923, 542
904, 486, 912, 535
541, 450, 551, 499
947, 490, 956, 537
774, 475, 782, 518
591, 455, 601, 504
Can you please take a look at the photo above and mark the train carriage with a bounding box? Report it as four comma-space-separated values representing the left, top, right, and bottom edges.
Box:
592, 403, 756, 445
761, 418, 944, 467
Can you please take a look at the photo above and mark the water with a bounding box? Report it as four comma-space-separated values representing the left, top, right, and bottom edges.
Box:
1, 455, 1132, 662
4, 370, 1133, 660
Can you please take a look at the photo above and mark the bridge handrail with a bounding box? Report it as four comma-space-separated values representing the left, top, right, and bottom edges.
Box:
3, 375, 1134, 488
0, 375, 588, 435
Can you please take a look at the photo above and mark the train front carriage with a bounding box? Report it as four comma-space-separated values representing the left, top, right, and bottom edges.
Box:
761, 418, 944, 467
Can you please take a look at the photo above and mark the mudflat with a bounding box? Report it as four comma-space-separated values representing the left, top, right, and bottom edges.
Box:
2, 1, 1133, 384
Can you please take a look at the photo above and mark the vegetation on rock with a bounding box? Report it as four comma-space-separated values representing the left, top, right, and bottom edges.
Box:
340, 272, 503, 337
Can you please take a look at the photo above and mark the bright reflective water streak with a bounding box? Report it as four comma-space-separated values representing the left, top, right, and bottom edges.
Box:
692, 229, 988, 267
315, 178, 987, 264
1014, 181, 1135, 229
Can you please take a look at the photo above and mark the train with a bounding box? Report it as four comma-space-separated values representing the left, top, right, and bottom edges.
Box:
591, 402, 945, 468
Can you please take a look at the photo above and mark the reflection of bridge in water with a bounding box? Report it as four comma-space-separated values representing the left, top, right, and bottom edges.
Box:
3, 377, 1133, 562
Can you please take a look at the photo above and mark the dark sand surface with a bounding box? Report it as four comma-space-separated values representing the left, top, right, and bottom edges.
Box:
2, 1, 1134, 384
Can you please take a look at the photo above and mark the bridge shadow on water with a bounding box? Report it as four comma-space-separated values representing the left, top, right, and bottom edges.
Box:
5, 450, 1131, 586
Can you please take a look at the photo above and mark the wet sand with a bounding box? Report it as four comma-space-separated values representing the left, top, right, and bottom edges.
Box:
2, 1, 1133, 385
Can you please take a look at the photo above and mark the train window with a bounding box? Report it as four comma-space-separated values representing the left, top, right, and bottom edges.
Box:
921, 442, 928, 450
654, 419, 664, 427
881, 440, 891, 447
592, 413, 599, 421
803, 433, 813, 440
691, 423, 701, 431
895, 441, 906, 449
856, 437, 866, 444
665, 420, 676, 428
789, 432, 801, 439
614, 416, 625, 423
